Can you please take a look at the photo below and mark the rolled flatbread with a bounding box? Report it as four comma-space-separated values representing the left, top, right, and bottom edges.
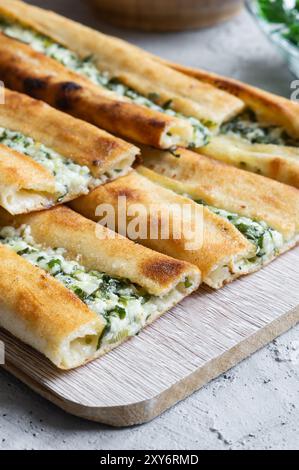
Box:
157, 61, 299, 187
70, 148, 299, 287
0, 0, 244, 149
139, 147, 299, 240
0, 88, 138, 214
0, 206, 200, 369
200, 135, 299, 189
139, 147, 299, 261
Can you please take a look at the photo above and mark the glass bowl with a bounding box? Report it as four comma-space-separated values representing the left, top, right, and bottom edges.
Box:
246, 0, 299, 78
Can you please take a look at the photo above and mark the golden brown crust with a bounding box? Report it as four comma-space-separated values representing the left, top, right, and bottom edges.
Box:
0, 33, 192, 149
0, 243, 104, 368
139, 147, 299, 239
0, 88, 138, 177
0, 245, 100, 335
70, 171, 255, 282
0, 0, 244, 127
13, 206, 200, 296
163, 62, 299, 139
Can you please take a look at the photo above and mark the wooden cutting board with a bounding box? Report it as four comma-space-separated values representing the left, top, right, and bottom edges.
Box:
1, 247, 299, 427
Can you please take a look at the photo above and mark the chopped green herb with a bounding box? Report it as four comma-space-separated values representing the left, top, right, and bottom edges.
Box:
85, 336, 93, 345
17, 247, 32, 256
193, 198, 284, 263
119, 296, 129, 306
0, 225, 161, 350
188, 142, 197, 150
108, 77, 122, 86
142, 294, 152, 304
97, 318, 111, 350
194, 199, 207, 206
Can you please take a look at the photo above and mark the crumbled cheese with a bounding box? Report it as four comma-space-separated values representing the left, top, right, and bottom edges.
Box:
0, 127, 101, 201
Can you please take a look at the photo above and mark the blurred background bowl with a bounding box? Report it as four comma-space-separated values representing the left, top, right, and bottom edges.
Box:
87, 0, 244, 32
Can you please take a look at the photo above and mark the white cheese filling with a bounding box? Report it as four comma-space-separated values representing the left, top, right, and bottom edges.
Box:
0, 19, 210, 148
0, 225, 193, 348
193, 199, 284, 271
0, 127, 104, 202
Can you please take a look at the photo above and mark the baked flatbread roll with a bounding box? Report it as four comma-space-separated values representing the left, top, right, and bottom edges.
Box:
0, 0, 243, 149
158, 61, 299, 187
0, 206, 200, 369
70, 149, 299, 288
140, 147, 299, 237
140, 146, 299, 248
69, 171, 254, 289
166, 63, 299, 138
0, 88, 138, 215
1, 1, 297, 184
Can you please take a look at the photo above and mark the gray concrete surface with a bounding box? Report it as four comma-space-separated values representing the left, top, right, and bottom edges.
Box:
0, 0, 298, 450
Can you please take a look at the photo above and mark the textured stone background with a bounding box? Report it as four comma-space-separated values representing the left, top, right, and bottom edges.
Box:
0, 0, 298, 451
